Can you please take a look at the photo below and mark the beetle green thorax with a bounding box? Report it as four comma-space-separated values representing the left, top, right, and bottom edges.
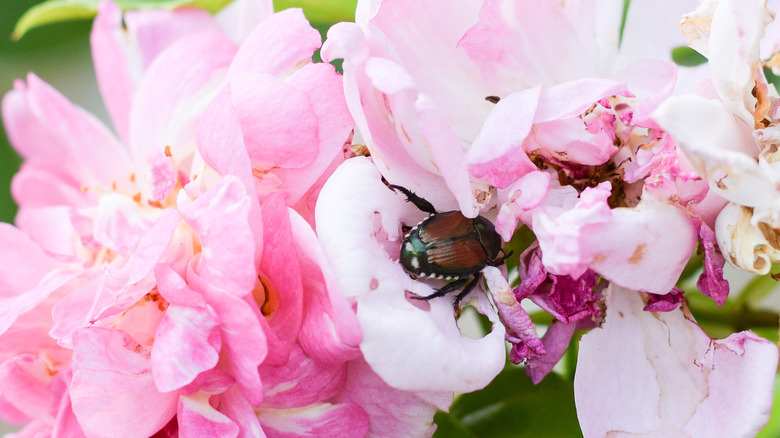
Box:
473, 216, 502, 261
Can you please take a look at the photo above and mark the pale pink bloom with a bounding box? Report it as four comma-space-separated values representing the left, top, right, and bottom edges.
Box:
321, 0, 775, 434
0, 1, 428, 436
655, 0, 780, 275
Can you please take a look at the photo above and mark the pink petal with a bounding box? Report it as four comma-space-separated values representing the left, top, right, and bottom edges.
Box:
187, 269, 268, 407
128, 31, 237, 165
215, 0, 274, 44
70, 327, 178, 438
322, 22, 473, 212
259, 346, 345, 409
495, 170, 551, 241
195, 85, 262, 266
288, 210, 362, 364
178, 176, 256, 296
230, 73, 319, 169
466, 87, 541, 189
2, 75, 131, 198
216, 386, 263, 438
152, 304, 221, 392
575, 285, 778, 437
270, 63, 353, 206
0, 355, 53, 421
257, 403, 369, 438
259, 193, 303, 342
581, 194, 697, 294
335, 358, 441, 438
179, 393, 238, 438
226, 8, 321, 79
91, 2, 219, 143
459, 0, 598, 89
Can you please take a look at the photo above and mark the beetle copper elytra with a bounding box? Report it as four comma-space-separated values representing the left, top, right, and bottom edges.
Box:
388, 184, 509, 308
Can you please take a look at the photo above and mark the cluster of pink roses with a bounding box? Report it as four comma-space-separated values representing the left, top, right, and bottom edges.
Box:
2, 0, 780, 436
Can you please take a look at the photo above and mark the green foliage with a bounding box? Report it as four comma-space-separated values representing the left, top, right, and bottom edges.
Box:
765, 67, 780, 96
671, 46, 708, 67
274, 0, 356, 24
757, 376, 780, 438
433, 367, 582, 438
12, 0, 234, 40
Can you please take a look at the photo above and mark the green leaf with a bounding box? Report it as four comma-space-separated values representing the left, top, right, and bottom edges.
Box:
13, 0, 234, 40
671, 46, 708, 67
434, 367, 582, 438
274, 0, 356, 24
756, 374, 780, 438
12, 0, 96, 40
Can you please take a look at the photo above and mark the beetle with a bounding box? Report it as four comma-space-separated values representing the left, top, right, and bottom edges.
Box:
388, 184, 509, 308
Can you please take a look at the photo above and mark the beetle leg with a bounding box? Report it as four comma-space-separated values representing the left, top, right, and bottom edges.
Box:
452, 275, 480, 309
387, 184, 437, 214
413, 277, 468, 301
487, 250, 514, 267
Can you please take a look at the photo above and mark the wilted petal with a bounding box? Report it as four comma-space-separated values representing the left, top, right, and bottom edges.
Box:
715, 202, 780, 274
575, 285, 778, 437
655, 95, 773, 208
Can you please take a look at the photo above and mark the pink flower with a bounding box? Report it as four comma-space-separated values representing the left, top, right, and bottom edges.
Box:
0, 1, 434, 436
321, 0, 778, 433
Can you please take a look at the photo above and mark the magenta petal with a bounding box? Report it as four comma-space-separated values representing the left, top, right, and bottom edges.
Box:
178, 393, 238, 438
575, 286, 778, 437
696, 221, 729, 306
70, 327, 177, 438
525, 321, 578, 384
152, 304, 221, 392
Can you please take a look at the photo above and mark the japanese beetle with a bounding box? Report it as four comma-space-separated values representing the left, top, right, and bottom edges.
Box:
389, 184, 509, 308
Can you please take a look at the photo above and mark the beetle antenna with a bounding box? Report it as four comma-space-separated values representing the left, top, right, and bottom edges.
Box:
387, 184, 437, 214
